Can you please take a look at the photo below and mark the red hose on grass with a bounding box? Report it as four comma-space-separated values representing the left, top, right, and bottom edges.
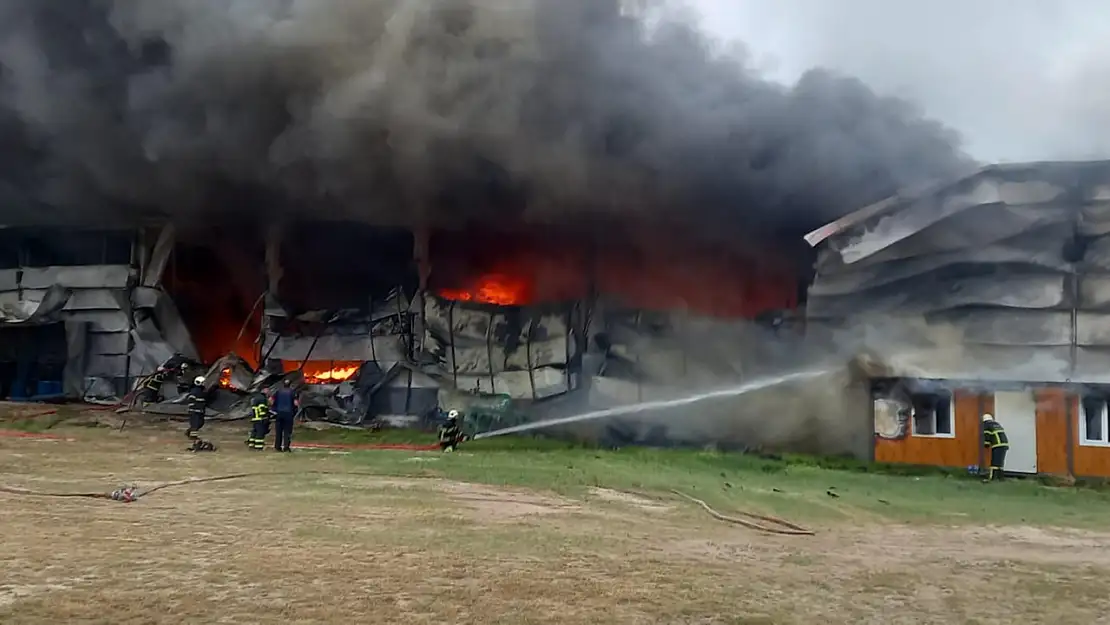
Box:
0, 430, 64, 440
0, 430, 438, 451
288, 442, 440, 452
5, 409, 59, 420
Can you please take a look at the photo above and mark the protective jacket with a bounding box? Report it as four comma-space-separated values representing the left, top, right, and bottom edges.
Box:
983, 419, 1009, 448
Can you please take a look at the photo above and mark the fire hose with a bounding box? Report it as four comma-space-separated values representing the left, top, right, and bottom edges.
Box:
0, 471, 815, 536
667, 490, 815, 536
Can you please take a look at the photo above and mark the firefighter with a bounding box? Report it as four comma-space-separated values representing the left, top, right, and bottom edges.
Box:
438, 410, 468, 452
270, 379, 299, 453
175, 360, 192, 395
141, 367, 169, 409
185, 376, 216, 452
982, 413, 1009, 482
246, 392, 271, 451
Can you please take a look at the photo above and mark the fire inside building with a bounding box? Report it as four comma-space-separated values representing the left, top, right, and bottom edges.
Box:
0, 215, 815, 448
18, 158, 1110, 475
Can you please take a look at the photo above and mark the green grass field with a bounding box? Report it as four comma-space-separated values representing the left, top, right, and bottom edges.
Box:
295, 424, 1110, 528
10, 414, 1110, 528
4, 415, 1110, 623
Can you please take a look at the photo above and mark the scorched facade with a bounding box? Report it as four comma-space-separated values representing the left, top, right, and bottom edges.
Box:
807, 160, 1110, 478
0, 216, 820, 453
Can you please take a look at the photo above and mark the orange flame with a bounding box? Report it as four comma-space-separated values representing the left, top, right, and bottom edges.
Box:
307, 365, 360, 383
218, 368, 232, 388
438, 273, 532, 306
283, 361, 362, 384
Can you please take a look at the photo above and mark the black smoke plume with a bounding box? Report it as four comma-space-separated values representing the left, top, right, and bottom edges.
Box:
0, 0, 974, 235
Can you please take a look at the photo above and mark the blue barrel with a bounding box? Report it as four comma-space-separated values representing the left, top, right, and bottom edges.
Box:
36, 380, 63, 397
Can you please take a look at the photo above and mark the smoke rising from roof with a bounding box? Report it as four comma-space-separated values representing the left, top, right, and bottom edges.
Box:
0, 0, 973, 235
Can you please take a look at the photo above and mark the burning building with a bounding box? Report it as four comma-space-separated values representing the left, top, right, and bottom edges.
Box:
806, 160, 1110, 478
0, 0, 980, 454
257, 220, 808, 435
0, 215, 813, 438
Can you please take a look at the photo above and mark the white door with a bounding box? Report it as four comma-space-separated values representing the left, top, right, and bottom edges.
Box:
993, 391, 1038, 474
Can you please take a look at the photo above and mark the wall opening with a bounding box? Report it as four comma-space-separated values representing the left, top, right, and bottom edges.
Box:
911, 391, 953, 437
165, 229, 265, 367
281, 360, 362, 384
1081, 395, 1110, 446
0, 324, 67, 399
0, 229, 21, 269
278, 222, 416, 313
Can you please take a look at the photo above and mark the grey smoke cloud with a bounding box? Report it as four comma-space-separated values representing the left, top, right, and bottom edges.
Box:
0, 0, 972, 234
693, 0, 1110, 162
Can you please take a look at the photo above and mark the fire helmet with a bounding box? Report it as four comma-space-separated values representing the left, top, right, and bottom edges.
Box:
447, 409, 460, 420
194, 376, 206, 386
981, 413, 993, 422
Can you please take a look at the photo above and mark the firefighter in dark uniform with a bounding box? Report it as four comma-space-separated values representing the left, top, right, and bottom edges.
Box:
438, 410, 468, 452
186, 376, 216, 452
246, 392, 271, 451
141, 367, 170, 408
159, 354, 190, 395
175, 360, 192, 395
982, 413, 1009, 482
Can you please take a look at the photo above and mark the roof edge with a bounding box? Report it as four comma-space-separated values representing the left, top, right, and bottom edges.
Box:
803, 165, 989, 248
805, 159, 1110, 248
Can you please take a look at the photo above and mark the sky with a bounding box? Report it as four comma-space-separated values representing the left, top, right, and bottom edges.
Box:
690, 0, 1110, 163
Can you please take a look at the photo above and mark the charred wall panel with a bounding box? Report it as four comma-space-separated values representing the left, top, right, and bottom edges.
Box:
0, 270, 18, 291
369, 368, 438, 417
267, 334, 406, 363
262, 289, 412, 365
809, 163, 1110, 384
873, 390, 982, 468
421, 295, 576, 400
0, 228, 197, 399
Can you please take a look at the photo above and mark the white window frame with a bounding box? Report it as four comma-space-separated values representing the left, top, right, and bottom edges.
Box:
1079, 397, 1110, 447
910, 391, 955, 439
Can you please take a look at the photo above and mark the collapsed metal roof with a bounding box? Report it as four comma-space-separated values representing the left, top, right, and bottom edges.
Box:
805, 159, 1110, 384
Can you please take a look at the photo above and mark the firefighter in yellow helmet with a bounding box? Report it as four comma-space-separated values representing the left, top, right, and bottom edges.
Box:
981, 413, 1009, 482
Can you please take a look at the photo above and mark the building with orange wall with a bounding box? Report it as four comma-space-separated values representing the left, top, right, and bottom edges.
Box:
806, 160, 1110, 478
870, 383, 1110, 478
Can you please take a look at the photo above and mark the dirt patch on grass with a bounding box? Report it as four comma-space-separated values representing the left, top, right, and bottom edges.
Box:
438, 482, 581, 521
311, 475, 580, 521
3, 425, 1110, 624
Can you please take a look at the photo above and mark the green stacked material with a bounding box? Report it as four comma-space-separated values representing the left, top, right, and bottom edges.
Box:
464, 393, 522, 434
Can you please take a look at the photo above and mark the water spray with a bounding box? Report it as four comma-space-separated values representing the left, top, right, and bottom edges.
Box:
471, 368, 833, 440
